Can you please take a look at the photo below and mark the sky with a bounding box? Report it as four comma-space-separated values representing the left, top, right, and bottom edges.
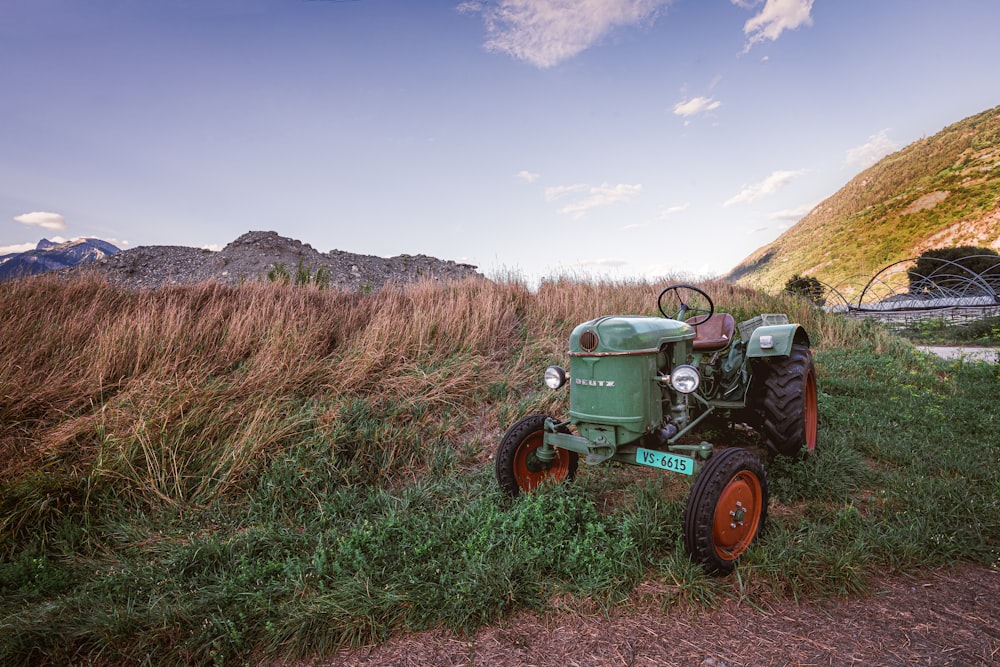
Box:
3, 0, 999, 283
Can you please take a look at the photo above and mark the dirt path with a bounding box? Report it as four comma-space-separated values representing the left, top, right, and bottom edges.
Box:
317, 564, 999, 667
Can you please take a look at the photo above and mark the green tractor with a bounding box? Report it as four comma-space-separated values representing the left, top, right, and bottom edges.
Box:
495, 284, 818, 575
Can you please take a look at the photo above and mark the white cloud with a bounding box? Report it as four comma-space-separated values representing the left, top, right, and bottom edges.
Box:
13, 211, 67, 231
461, 0, 672, 68
724, 169, 805, 206
740, 0, 814, 52
515, 169, 541, 183
0, 242, 37, 256
672, 96, 721, 118
545, 183, 589, 200
658, 202, 691, 217
546, 182, 643, 218
846, 129, 898, 169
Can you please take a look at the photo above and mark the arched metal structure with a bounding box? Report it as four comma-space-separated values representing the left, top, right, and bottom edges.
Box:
780, 256, 1000, 324
855, 255, 999, 311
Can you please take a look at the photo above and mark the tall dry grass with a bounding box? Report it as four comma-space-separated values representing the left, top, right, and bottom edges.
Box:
2, 277, 364, 521
1, 273, 900, 535
0, 276, 539, 516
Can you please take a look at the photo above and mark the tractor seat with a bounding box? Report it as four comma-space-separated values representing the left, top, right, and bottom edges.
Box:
690, 313, 735, 352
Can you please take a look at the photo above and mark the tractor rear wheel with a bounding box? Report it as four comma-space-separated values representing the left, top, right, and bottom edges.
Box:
683, 448, 768, 575
495, 414, 579, 497
755, 343, 818, 458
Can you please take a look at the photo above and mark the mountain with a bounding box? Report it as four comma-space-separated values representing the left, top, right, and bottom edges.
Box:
0, 238, 121, 282
65, 230, 482, 291
726, 105, 1000, 296
3, 230, 480, 291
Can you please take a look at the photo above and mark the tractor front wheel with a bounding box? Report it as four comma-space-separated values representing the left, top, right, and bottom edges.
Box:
683, 448, 768, 575
496, 414, 579, 497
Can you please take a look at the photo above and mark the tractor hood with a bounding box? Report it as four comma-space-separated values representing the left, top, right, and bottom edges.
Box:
569, 315, 694, 355
566, 315, 692, 447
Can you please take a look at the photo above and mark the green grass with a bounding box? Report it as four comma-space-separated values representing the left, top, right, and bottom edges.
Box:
1, 276, 998, 665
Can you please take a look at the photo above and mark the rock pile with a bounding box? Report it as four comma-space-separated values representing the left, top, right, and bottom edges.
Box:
76, 231, 482, 291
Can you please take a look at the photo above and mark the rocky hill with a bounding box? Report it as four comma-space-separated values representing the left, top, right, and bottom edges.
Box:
726, 104, 1000, 294
68, 230, 482, 291
0, 238, 120, 281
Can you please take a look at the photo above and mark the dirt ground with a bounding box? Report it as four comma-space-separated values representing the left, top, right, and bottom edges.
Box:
317, 563, 998, 667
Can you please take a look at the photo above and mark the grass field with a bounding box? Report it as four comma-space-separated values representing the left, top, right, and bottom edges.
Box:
1, 276, 997, 666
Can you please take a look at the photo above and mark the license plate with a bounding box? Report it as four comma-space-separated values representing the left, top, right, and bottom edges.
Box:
635, 448, 695, 475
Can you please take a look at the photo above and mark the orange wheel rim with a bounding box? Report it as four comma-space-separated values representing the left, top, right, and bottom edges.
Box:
712, 471, 764, 562
804, 367, 818, 452
513, 430, 572, 492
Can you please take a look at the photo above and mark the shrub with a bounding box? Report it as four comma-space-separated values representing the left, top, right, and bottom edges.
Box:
784, 274, 826, 305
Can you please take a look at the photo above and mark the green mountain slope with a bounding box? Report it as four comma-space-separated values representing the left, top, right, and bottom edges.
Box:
726, 105, 1000, 296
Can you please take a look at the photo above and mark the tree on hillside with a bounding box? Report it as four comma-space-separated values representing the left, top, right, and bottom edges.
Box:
784, 274, 826, 306
907, 246, 1000, 296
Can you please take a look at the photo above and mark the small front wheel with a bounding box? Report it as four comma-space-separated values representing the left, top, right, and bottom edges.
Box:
495, 414, 579, 497
683, 448, 768, 575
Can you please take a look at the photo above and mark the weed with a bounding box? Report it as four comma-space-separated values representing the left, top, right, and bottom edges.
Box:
897, 315, 1000, 346
267, 259, 331, 288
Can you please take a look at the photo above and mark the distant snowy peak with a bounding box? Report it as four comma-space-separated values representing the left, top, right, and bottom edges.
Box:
0, 238, 121, 282
50, 238, 121, 263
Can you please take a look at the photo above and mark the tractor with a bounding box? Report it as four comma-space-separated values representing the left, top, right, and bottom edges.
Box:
495, 284, 818, 574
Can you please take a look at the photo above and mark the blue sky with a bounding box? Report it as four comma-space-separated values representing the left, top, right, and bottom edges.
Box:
3, 0, 998, 282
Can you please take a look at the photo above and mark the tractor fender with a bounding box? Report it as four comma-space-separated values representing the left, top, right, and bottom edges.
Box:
745, 323, 810, 358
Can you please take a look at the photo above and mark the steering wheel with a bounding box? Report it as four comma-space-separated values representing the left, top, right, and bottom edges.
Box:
657, 283, 715, 322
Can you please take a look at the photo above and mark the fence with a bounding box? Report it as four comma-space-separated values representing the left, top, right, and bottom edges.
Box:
844, 304, 1000, 329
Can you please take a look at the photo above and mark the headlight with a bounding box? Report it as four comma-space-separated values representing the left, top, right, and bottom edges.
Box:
544, 365, 568, 389
670, 365, 700, 394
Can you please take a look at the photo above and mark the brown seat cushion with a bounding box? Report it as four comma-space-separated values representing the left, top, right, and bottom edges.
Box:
690, 313, 735, 352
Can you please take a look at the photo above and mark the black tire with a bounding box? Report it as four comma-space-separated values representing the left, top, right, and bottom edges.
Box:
754, 343, 818, 458
683, 448, 769, 576
495, 414, 579, 497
